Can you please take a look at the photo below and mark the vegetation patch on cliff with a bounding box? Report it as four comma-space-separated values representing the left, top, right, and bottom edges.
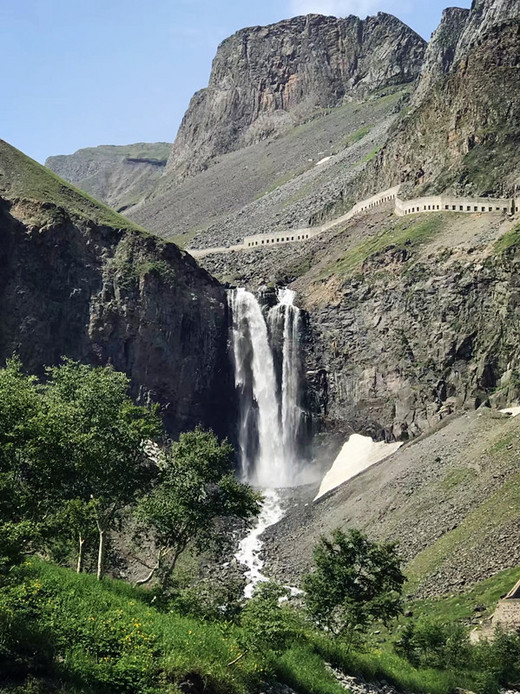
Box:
319, 214, 446, 278
0, 139, 145, 232
494, 223, 520, 253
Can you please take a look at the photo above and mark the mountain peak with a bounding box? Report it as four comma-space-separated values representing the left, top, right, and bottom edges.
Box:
167, 13, 426, 180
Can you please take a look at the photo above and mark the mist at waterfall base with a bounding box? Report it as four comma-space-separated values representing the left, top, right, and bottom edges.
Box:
229, 287, 317, 595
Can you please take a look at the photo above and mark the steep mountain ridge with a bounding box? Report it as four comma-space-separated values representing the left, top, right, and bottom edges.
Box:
359, 0, 520, 199
0, 139, 234, 439
131, 87, 406, 246
46, 142, 171, 214
166, 13, 426, 180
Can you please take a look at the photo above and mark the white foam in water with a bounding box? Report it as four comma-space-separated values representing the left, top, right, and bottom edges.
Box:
228, 287, 309, 596
228, 287, 304, 488
315, 433, 402, 500
235, 489, 285, 598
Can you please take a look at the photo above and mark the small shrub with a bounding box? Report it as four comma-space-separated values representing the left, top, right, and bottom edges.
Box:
394, 618, 470, 670
240, 583, 304, 655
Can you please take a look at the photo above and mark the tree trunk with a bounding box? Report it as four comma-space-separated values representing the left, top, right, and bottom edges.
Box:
76, 534, 85, 573
160, 551, 180, 591
135, 565, 158, 586
97, 526, 105, 581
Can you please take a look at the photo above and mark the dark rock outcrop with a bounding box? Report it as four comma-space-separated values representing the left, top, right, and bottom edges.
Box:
362, 0, 520, 198
301, 240, 520, 442
0, 140, 234, 439
167, 13, 426, 179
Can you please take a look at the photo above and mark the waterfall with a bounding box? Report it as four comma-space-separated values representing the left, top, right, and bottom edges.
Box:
228, 287, 304, 488
274, 289, 304, 470
229, 286, 307, 597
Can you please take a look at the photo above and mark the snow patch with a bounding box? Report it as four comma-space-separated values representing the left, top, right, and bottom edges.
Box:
500, 406, 520, 417
315, 434, 402, 500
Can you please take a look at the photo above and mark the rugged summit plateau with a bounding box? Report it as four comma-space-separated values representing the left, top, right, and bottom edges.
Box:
46, 142, 171, 214
167, 13, 426, 179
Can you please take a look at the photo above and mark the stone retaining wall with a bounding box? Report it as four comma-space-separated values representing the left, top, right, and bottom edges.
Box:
190, 186, 517, 257
396, 194, 515, 216
492, 599, 520, 631
244, 227, 317, 248
243, 186, 400, 249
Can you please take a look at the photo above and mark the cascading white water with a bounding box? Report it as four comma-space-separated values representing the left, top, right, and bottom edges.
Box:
228, 287, 303, 488
272, 288, 303, 472
229, 286, 306, 596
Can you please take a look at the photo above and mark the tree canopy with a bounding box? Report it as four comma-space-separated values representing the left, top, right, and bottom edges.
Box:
136, 427, 262, 589
303, 528, 406, 644
0, 357, 261, 588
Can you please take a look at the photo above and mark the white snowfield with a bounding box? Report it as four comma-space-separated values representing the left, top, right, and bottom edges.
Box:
500, 406, 520, 417
315, 433, 402, 500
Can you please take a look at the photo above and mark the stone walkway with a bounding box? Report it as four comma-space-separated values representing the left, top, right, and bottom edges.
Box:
188, 185, 516, 259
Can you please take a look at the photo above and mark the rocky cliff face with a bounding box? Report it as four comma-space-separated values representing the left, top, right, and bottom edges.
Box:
198, 206, 520, 443
410, 7, 470, 106
46, 143, 171, 214
301, 242, 520, 441
361, 0, 520, 198
167, 13, 426, 179
0, 140, 234, 439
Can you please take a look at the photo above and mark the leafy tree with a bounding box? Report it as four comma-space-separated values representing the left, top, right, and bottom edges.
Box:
0, 357, 42, 568
33, 359, 162, 579
395, 618, 470, 669
240, 582, 302, 656
169, 574, 245, 622
41, 499, 98, 572
473, 628, 520, 693
303, 528, 406, 645
136, 427, 262, 590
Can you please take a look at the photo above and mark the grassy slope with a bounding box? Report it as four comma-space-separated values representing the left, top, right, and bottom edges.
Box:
318, 214, 446, 278
3, 559, 517, 694
0, 139, 146, 232
0, 559, 346, 694
494, 222, 520, 252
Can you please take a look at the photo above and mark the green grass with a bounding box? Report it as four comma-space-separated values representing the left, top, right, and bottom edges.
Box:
494, 223, 520, 253
319, 215, 446, 278
440, 467, 477, 492
362, 146, 382, 163
330, 126, 373, 155
406, 470, 520, 590
0, 559, 262, 694
0, 139, 146, 232
408, 566, 520, 623
3, 558, 518, 694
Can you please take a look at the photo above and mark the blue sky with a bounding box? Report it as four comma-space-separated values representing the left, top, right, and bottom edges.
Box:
1, 0, 470, 163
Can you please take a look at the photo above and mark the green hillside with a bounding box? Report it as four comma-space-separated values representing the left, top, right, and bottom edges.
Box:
0, 139, 145, 232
